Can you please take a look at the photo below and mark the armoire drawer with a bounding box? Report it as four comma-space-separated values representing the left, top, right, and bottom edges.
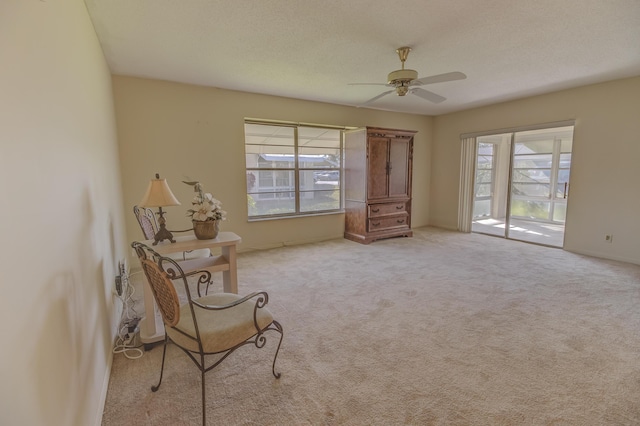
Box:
368, 202, 407, 217
368, 214, 409, 232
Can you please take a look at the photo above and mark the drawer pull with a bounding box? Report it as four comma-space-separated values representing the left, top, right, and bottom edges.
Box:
371, 208, 380, 213
396, 205, 403, 209
372, 222, 381, 226
397, 219, 405, 224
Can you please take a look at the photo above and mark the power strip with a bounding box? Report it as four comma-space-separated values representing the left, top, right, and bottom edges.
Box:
115, 275, 123, 296
115, 259, 130, 297
123, 328, 139, 346
125, 317, 140, 333
123, 331, 137, 346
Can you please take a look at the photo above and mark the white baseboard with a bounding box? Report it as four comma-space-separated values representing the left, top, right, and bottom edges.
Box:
565, 247, 639, 266
241, 233, 346, 252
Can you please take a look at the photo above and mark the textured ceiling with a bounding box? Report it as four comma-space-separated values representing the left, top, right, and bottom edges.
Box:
84, 0, 640, 115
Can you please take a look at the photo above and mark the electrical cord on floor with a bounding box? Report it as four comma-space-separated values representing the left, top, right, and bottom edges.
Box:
113, 326, 144, 360
113, 268, 144, 359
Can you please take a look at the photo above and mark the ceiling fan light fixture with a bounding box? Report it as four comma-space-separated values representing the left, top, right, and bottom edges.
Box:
395, 85, 409, 96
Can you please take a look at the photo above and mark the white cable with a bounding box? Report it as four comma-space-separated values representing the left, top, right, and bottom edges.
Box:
113, 267, 144, 360
113, 337, 143, 359
113, 339, 144, 359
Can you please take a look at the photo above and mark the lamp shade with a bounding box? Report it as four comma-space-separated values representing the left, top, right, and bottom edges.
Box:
138, 175, 181, 207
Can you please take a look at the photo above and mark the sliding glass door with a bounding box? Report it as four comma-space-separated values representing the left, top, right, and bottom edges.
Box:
471, 133, 511, 237
509, 127, 573, 245
471, 125, 574, 247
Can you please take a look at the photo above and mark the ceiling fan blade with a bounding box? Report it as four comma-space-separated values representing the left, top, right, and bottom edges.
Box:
359, 90, 395, 106
412, 71, 467, 86
411, 88, 446, 104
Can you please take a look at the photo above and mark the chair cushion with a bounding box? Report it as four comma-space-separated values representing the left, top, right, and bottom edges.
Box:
166, 293, 274, 354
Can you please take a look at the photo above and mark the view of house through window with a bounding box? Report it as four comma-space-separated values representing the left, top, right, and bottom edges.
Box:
244, 121, 343, 218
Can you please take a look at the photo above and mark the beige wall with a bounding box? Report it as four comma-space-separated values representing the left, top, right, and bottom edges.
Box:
113, 76, 433, 253
0, 1, 126, 425
432, 76, 640, 264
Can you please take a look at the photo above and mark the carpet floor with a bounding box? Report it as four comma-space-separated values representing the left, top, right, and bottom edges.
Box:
102, 227, 640, 425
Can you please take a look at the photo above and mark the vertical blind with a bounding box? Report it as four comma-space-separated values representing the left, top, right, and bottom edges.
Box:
458, 137, 476, 232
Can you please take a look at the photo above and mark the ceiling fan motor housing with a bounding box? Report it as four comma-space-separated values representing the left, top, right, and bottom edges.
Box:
388, 69, 418, 84
388, 69, 418, 96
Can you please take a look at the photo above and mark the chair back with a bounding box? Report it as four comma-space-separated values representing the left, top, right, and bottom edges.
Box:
133, 205, 158, 240
132, 242, 184, 327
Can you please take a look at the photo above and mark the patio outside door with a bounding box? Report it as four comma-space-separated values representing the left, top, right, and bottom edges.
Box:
471, 126, 574, 247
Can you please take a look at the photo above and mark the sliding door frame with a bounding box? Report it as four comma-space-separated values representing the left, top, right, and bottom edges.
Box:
458, 119, 575, 239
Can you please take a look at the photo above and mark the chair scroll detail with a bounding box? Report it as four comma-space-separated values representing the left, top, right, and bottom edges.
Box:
131, 241, 283, 426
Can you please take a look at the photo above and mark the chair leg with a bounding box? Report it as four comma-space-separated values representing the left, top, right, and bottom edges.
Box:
201, 355, 207, 426
151, 336, 169, 392
271, 320, 284, 379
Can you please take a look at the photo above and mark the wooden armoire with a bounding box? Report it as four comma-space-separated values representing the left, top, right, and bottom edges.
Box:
344, 127, 416, 244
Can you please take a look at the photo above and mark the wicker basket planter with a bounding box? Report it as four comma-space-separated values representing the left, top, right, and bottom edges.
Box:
192, 220, 219, 240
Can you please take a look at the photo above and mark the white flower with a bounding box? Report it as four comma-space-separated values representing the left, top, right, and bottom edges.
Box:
192, 203, 214, 221
183, 180, 227, 222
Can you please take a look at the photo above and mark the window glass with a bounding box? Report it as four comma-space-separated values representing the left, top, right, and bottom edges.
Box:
245, 122, 343, 219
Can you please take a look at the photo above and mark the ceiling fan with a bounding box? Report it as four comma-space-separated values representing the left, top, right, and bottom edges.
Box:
350, 47, 466, 106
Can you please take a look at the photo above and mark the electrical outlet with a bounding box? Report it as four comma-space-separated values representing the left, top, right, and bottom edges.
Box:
605, 234, 613, 243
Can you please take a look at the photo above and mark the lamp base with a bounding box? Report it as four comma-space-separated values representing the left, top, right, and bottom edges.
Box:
152, 224, 175, 245
151, 207, 176, 245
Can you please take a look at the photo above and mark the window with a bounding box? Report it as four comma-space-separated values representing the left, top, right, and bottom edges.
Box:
244, 121, 343, 219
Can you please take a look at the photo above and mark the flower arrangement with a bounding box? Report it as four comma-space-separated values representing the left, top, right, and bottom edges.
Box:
183, 181, 227, 222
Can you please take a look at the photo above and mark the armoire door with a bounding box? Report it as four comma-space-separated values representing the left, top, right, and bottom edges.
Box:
388, 139, 410, 198
367, 136, 390, 200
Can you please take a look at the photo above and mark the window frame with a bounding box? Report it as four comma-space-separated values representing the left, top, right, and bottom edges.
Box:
244, 120, 345, 220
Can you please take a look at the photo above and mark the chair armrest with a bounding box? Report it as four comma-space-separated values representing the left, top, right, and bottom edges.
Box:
192, 291, 269, 310
183, 269, 213, 297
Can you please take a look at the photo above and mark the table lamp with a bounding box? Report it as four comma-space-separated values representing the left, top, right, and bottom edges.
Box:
138, 173, 181, 245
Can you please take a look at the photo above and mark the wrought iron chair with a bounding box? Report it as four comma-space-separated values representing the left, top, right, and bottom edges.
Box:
131, 241, 283, 426
133, 205, 210, 260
